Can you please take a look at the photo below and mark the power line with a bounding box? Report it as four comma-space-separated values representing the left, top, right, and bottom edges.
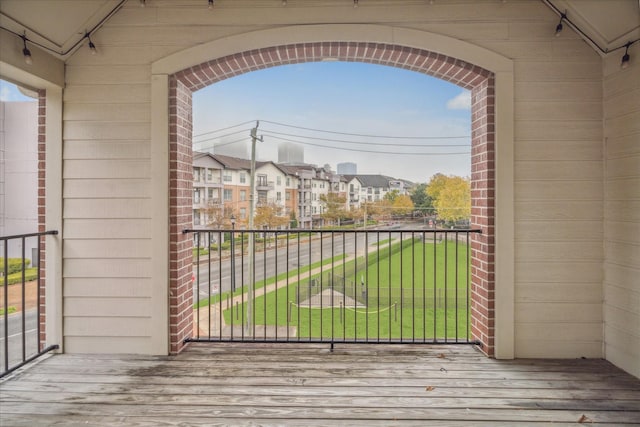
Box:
261, 119, 470, 140
263, 134, 470, 156
260, 130, 469, 147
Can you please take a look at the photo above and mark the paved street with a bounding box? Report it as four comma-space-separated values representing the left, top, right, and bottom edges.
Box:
0, 308, 38, 371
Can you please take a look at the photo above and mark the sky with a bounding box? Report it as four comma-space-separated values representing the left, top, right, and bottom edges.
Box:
193, 62, 471, 184
0, 80, 37, 102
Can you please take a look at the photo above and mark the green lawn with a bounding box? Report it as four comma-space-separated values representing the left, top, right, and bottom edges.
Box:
222, 237, 472, 341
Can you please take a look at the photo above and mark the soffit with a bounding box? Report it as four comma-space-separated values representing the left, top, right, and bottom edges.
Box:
0, 0, 638, 60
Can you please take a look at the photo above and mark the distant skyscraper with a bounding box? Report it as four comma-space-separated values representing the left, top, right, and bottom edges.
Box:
337, 162, 357, 175
278, 142, 304, 164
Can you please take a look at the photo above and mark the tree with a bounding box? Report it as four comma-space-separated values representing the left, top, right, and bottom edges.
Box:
410, 183, 434, 216
289, 210, 298, 229
319, 192, 349, 225
426, 174, 470, 224
254, 202, 288, 229
205, 202, 236, 229
392, 194, 414, 216
383, 189, 400, 203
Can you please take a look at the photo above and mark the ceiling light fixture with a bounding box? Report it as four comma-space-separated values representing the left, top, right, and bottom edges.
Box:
555, 12, 566, 37
208, 0, 214, 9
139, 0, 146, 7
21, 34, 32, 65
282, 0, 287, 6
353, 0, 358, 7
621, 41, 631, 69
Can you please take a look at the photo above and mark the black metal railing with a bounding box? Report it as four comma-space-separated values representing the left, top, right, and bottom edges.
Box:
185, 227, 481, 347
1, 230, 58, 378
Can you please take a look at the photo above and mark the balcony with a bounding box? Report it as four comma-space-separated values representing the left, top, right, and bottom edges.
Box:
1, 343, 638, 424
256, 180, 274, 191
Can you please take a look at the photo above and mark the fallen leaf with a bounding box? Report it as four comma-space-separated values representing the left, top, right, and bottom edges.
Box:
437, 353, 446, 359
425, 386, 435, 391
578, 414, 592, 424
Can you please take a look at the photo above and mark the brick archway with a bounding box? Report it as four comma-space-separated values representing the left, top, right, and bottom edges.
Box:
168, 42, 495, 355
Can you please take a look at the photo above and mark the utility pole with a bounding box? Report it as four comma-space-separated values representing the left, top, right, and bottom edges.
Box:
246, 121, 262, 335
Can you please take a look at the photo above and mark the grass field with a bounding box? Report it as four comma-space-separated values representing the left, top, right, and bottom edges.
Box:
222, 237, 472, 341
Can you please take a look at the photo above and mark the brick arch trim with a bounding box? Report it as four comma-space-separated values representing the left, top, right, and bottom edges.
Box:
168, 42, 496, 355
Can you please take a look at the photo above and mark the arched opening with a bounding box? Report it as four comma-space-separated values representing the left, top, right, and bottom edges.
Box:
166, 42, 496, 355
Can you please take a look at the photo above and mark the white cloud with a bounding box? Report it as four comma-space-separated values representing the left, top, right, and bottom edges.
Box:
446, 90, 471, 110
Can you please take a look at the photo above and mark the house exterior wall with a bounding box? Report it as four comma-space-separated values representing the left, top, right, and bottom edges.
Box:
603, 42, 640, 378
55, 1, 606, 360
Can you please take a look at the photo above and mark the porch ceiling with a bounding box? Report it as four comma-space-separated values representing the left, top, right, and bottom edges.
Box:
0, 0, 638, 61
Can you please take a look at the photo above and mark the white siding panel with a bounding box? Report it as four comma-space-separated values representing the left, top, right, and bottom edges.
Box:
64, 337, 154, 354
515, 262, 602, 284
514, 181, 601, 201
63, 84, 151, 103
64, 199, 151, 219
63, 219, 152, 239
64, 179, 150, 199
515, 81, 602, 101
64, 278, 152, 298
65, 316, 152, 337
516, 282, 601, 304
64, 297, 151, 317
64, 140, 150, 160
515, 303, 602, 324
515, 339, 602, 359
64, 159, 150, 179
64, 239, 152, 259
64, 103, 150, 122
515, 241, 602, 262
515, 140, 602, 161
65, 65, 151, 85
64, 259, 152, 278
64, 121, 150, 141
516, 220, 602, 242
515, 201, 603, 221
603, 43, 640, 377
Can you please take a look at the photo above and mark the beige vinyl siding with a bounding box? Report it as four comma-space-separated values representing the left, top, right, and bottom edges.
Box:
61, 1, 604, 357
603, 43, 640, 378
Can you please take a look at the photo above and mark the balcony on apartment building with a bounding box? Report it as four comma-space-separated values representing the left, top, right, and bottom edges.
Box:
256, 179, 275, 191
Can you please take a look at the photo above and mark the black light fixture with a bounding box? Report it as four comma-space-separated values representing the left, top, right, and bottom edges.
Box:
208, 0, 214, 9
621, 41, 631, 69
21, 34, 32, 65
353, 0, 358, 7
282, 0, 287, 6
555, 12, 566, 37
86, 32, 97, 55
139, 0, 146, 7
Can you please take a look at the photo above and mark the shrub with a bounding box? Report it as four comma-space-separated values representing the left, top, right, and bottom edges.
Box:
0, 267, 38, 286
0, 258, 31, 276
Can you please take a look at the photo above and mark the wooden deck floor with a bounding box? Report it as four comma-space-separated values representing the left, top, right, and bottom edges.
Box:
1, 343, 639, 426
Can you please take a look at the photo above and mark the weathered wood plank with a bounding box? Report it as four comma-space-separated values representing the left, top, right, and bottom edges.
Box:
2, 345, 639, 426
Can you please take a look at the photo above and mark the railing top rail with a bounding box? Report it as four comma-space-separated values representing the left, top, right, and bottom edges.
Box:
0, 230, 58, 241
183, 228, 482, 234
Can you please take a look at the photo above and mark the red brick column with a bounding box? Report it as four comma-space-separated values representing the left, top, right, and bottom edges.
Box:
470, 77, 496, 356
37, 90, 46, 351
168, 78, 194, 353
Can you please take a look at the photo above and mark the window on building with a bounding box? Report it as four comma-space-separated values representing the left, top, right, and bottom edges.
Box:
223, 171, 232, 182
224, 189, 233, 201
286, 177, 291, 187
277, 176, 281, 185
207, 188, 214, 200
240, 172, 246, 183
285, 192, 291, 201
207, 169, 213, 182
194, 189, 200, 204
258, 174, 268, 186
193, 167, 200, 181
240, 190, 246, 201
193, 211, 200, 226
276, 191, 282, 201
240, 207, 247, 219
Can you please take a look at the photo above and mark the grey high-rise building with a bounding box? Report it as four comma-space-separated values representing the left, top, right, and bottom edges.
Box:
337, 162, 357, 175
